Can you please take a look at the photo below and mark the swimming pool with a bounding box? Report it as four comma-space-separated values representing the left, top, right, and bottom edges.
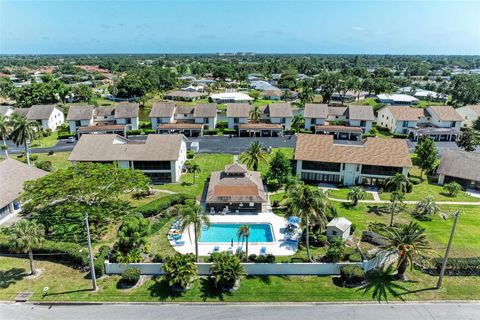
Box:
200, 223, 274, 243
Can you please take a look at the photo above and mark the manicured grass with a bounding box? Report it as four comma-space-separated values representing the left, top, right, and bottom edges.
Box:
252, 99, 281, 107
153, 153, 233, 199
417, 100, 448, 108
256, 147, 294, 177
2, 257, 480, 302
379, 180, 478, 202
30, 131, 59, 148
328, 188, 374, 201
33, 151, 72, 171
375, 129, 393, 139
147, 218, 178, 258
120, 191, 168, 208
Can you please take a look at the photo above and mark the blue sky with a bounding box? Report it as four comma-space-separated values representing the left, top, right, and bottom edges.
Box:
1, 0, 479, 54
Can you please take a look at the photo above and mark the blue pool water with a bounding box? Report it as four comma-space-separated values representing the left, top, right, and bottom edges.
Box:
200, 223, 274, 243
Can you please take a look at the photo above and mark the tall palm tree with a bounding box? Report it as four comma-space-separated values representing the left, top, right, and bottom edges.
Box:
176, 204, 210, 262
187, 161, 201, 184
286, 183, 330, 262
239, 140, 268, 171
387, 191, 405, 227
250, 105, 262, 122
0, 115, 10, 158
9, 220, 45, 275
299, 87, 314, 105
380, 222, 430, 280
347, 186, 366, 207
10, 115, 39, 165
237, 224, 250, 261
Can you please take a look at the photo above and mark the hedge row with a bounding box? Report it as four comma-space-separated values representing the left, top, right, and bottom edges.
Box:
94, 245, 110, 277
136, 193, 196, 217
58, 132, 76, 139
422, 257, 480, 276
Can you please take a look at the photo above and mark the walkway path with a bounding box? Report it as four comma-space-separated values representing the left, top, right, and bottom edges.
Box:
326, 196, 480, 205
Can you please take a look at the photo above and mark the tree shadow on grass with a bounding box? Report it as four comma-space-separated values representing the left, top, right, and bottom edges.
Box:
147, 277, 183, 301
366, 205, 388, 216
45, 288, 92, 296
199, 277, 229, 302
0, 268, 27, 289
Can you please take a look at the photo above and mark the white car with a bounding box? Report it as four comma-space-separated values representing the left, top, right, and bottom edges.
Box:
66, 136, 76, 143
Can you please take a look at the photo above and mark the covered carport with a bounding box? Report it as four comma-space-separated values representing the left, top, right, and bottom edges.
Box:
238, 123, 284, 137
157, 123, 204, 137
314, 125, 363, 140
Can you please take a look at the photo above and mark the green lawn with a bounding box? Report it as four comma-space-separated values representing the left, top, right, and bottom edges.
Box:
30, 131, 59, 148
33, 152, 72, 171
2, 257, 480, 302
252, 99, 281, 107
327, 188, 374, 201
417, 100, 448, 108
153, 153, 233, 199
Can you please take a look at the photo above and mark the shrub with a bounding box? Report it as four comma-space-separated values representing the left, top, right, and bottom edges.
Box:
126, 129, 143, 136
409, 177, 421, 185
348, 252, 363, 262
222, 128, 237, 135
139, 121, 151, 129
48, 150, 54, 156
187, 150, 195, 159
254, 254, 275, 263
35, 160, 52, 172
431, 257, 480, 276
393, 133, 408, 139
443, 181, 462, 197
248, 254, 257, 262
94, 245, 110, 277
163, 253, 197, 289
362, 133, 376, 138
349, 223, 356, 235
29, 155, 38, 162
136, 193, 195, 217
216, 121, 228, 129
143, 129, 156, 134
324, 238, 345, 262
316, 234, 328, 247
204, 129, 218, 135
131, 189, 152, 199
340, 265, 365, 286
121, 268, 141, 286
210, 252, 246, 290
152, 253, 164, 263
58, 132, 76, 139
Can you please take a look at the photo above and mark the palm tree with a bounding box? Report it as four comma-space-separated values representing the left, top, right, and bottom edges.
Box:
0, 115, 10, 158
10, 115, 39, 165
187, 161, 201, 184
291, 114, 304, 133
380, 222, 431, 280
347, 186, 366, 207
237, 224, 250, 261
239, 140, 268, 171
286, 183, 330, 262
250, 105, 262, 122
9, 220, 45, 275
210, 252, 246, 290
162, 253, 197, 290
361, 264, 407, 303
384, 173, 408, 193
176, 204, 210, 262
299, 87, 314, 105
387, 191, 405, 227
414, 195, 439, 220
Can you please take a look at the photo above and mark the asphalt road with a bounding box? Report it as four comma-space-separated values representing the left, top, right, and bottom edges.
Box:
1, 302, 479, 320
5, 135, 478, 155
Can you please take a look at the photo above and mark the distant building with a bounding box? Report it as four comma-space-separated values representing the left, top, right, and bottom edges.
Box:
209, 92, 254, 104
15, 104, 65, 131
164, 90, 207, 102
331, 91, 367, 103
262, 89, 283, 100
226, 103, 250, 129
376, 93, 419, 105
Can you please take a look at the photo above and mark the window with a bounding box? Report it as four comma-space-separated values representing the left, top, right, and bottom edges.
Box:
302, 161, 341, 172
402, 121, 409, 127
361, 165, 402, 176
360, 120, 366, 127
126, 118, 132, 124
75, 120, 81, 127
144, 172, 172, 184
133, 161, 171, 170
332, 231, 337, 236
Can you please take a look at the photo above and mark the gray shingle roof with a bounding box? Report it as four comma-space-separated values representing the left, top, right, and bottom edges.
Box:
66, 105, 95, 121
0, 158, 48, 209
27, 104, 59, 120
226, 103, 251, 118
437, 149, 480, 182
193, 103, 217, 118
304, 104, 328, 119
94, 106, 115, 117
114, 103, 139, 119
149, 102, 176, 118
175, 105, 194, 115
69, 134, 185, 162
328, 107, 348, 117
12, 108, 30, 117
347, 105, 375, 121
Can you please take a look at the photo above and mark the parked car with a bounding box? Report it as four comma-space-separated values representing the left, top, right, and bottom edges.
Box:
66, 136, 76, 143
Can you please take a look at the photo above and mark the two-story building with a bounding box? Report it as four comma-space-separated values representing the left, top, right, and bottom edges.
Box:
456, 105, 480, 128
377, 105, 462, 141
295, 134, 412, 186
67, 103, 139, 136
437, 149, 480, 189
150, 103, 217, 136
226, 103, 250, 129
69, 134, 188, 183
17, 104, 65, 131
264, 103, 293, 130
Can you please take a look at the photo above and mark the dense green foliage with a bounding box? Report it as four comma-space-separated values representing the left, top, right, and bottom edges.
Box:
121, 268, 141, 286
136, 193, 195, 216
22, 162, 150, 242
111, 214, 151, 263
162, 253, 197, 289
210, 252, 247, 290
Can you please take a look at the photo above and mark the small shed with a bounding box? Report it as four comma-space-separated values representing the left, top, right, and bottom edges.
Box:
326, 217, 352, 241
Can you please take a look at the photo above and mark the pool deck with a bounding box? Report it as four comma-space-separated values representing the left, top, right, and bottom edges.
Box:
170, 210, 299, 256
